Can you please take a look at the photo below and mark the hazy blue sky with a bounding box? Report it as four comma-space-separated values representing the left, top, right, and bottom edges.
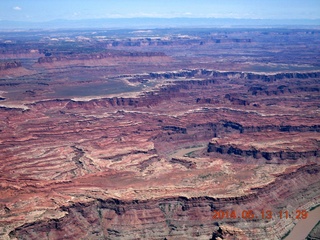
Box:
1, 0, 319, 22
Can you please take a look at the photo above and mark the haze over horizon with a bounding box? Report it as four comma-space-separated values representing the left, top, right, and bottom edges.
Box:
1, 0, 319, 23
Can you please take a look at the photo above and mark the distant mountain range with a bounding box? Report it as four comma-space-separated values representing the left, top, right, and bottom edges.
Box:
1, 18, 320, 30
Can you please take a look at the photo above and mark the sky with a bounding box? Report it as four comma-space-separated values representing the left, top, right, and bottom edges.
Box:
0, 0, 319, 22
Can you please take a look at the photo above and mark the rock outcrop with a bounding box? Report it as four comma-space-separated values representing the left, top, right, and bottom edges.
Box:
1, 26, 320, 240
37, 51, 167, 64
8, 164, 320, 240
0, 60, 21, 70
207, 132, 320, 160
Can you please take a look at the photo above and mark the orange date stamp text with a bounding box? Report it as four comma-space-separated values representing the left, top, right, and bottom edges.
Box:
212, 209, 308, 220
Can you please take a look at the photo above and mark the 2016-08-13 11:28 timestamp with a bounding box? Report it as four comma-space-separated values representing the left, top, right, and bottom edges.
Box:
212, 209, 308, 220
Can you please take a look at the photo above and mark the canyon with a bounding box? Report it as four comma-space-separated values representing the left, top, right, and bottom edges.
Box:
0, 28, 319, 239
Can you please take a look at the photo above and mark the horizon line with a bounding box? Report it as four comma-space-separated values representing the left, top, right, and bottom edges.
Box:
1, 17, 320, 22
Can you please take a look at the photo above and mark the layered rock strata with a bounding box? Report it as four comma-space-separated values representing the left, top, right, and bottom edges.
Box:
0, 69, 319, 239
8, 164, 320, 240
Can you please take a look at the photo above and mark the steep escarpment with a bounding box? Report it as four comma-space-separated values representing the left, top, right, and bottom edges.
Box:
96, 37, 252, 48
35, 50, 170, 68
37, 50, 167, 63
9, 164, 320, 240
148, 69, 320, 81
0, 60, 35, 77
22, 68, 320, 111
0, 69, 319, 240
207, 132, 320, 161
0, 60, 22, 70
1, 27, 320, 240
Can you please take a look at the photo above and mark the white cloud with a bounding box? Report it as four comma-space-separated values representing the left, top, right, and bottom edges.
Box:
13, 6, 22, 11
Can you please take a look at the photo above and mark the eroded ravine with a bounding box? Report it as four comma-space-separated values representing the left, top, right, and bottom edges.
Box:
0, 69, 319, 240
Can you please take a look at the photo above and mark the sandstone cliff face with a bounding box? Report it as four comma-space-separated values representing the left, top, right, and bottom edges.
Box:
93, 37, 252, 49
148, 69, 320, 81
38, 51, 166, 64
1, 68, 320, 240
0, 60, 35, 77
207, 142, 319, 160
0, 47, 40, 59
9, 164, 320, 240
207, 131, 320, 161
1, 26, 320, 239
0, 61, 22, 71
